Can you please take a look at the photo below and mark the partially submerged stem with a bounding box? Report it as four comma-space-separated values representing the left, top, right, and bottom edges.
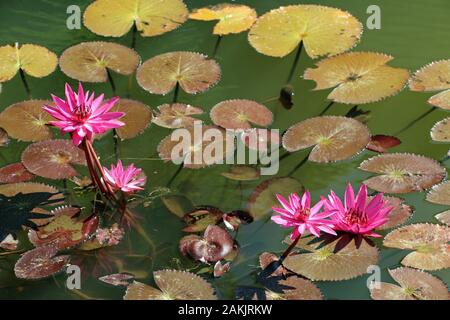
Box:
106, 69, 116, 95
286, 42, 303, 84
167, 162, 183, 187
318, 101, 335, 116
212, 35, 223, 57
19, 69, 31, 98
287, 151, 310, 177
172, 82, 180, 103
130, 24, 138, 49
395, 107, 437, 135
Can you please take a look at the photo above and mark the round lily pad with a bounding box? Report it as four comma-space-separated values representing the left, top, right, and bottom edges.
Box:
435, 210, 450, 225
110, 99, 152, 140
428, 89, 450, 110
375, 196, 413, 230
241, 129, 280, 151
431, 117, 450, 142
409, 59, 450, 92
426, 181, 450, 205
0, 163, 34, 184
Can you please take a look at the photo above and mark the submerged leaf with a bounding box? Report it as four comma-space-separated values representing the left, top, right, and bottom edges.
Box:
0, 100, 54, 142
124, 269, 216, 300
370, 267, 449, 300
161, 195, 195, 218
21, 139, 86, 180
248, 177, 304, 220
83, 0, 188, 37
221, 166, 260, 181
99, 273, 134, 286
189, 4, 257, 35
248, 5, 362, 58
359, 153, 446, 193
282, 116, 370, 163
304, 52, 409, 104
137, 52, 221, 95
59, 41, 140, 82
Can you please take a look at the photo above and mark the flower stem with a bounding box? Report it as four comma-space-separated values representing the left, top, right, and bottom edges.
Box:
286, 42, 303, 84
212, 35, 222, 57
19, 69, 31, 98
279, 234, 301, 263
130, 24, 138, 49
318, 101, 335, 116
172, 82, 180, 103
106, 69, 116, 96
394, 107, 437, 135
287, 151, 310, 177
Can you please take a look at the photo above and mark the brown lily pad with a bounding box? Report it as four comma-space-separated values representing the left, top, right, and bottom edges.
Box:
366, 135, 401, 153
21, 139, 86, 180
0, 163, 34, 184
426, 181, 450, 205
428, 89, 450, 110
111, 99, 152, 140
409, 59, 450, 92
435, 210, 450, 225
375, 196, 413, 230
153, 103, 203, 129
359, 153, 446, 194
0, 100, 54, 142
241, 129, 280, 151
210, 99, 273, 130
431, 117, 450, 142
259, 252, 290, 277
137, 51, 221, 95
265, 276, 323, 300
282, 116, 370, 163
59, 41, 140, 82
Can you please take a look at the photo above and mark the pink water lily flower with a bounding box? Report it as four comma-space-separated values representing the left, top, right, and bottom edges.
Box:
271, 191, 336, 239
103, 160, 146, 193
323, 183, 393, 238
43, 83, 124, 146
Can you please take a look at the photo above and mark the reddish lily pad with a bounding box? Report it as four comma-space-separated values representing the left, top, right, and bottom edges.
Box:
0, 163, 34, 184
366, 135, 401, 153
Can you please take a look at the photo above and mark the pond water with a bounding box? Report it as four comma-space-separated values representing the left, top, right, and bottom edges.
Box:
0, 0, 449, 299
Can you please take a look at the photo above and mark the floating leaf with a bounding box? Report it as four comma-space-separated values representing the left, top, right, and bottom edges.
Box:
21, 139, 86, 180
0, 163, 34, 184
14, 245, 69, 280
428, 89, 450, 110
190, 4, 257, 35
157, 125, 234, 169
0, 182, 61, 199
59, 41, 140, 82
210, 99, 273, 130
161, 195, 195, 218
345, 105, 371, 124
0, 100, 54, 142
383, 223, 450, 271
409, 59, 450, 92
435, 210, 450, 225
248, 5, 362, 58
28, 208, 98, 250
283, 236, 379, 281
213, 261, 231, 278
124, 269, 217, 300
366, 135, 401, 153
0, 43, 57, 82
99, 273, 134, 286
152, 103, 203, 129
304, 52, 409, 104
222, 210, 253, 231
0, 234, 18, 251
370, 267, 449, 300
182, 206, 223, 232
241, 129, 280, 151
248, 177, 304, 220
137, 52, 221, 95
83, 0, 188, 37
259, 252, 290, 277
179, 225, 234, 263
265, 276, 323, 300
359, 153, 446, 194
282, 116, 370, 163
426, 181, 450, 205
111, 99, 152, 139
221, 166, 260, 181
375, 196, 413, 230
431, 117, 450, 142
0, 127, 8, 146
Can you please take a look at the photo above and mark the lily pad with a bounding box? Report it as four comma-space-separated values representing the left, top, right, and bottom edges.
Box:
366, 135, 401, 153
221, 166, 260, 181
247, 177, 304, 220
210, 99, 273, 130
435, 210, 450, 225
152, 103, 203, 129
21, 139, 86, 180
259, 252, 290, 277
99, 273, 134, 287
248, 5, 362, 58
111, 99, 152, 140
431, 117, 450, 142
265, 276, 323, 300
0, 163, 34, 184
375, 196, 413, 230
137, 51, 221, 95
124, 269, 217, 300
383, 223, 450, 271
241, 129, 280, 151
83, 0, 188, 37
182, 206, 223, 232
359, 153, 446, 194
0, 100, 54, 142
304, 52, 409, 104
426, 181, 450, 205
189, 4, 257, 35
409, 59, 450, 92
59, 41, 140, 82
282, 116, 370, 163
428, 89, 450, 110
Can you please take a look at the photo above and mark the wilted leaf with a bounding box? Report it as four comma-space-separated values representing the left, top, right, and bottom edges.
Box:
99, 273, 134, 286
182, 207, 223, 233
190, 4, 257, 35
282, 116, 370, 163
59, 41, 140, 82
21, 139, 86, 180
137, 52, 221, 95
124, 269, 217, 300
370, 267, 449, 300
152, 103, 203, 129
0, 100, 54, 142
359, 153, 446, 193
248, 177, 304, 220
383, 223, 450, 270
304, 52, 409, 104
14, 245, 69, 280
213, 261, 231, 278
248, 5, 362, 58
0, 163, 34, 184
83, 0, 188, 37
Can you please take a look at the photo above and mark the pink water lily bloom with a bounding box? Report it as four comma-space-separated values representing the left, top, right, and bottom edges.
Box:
271, 191, 336, 240
103, 160, 146, 193
323, 183, 393, 238
43, 83, 124, 146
